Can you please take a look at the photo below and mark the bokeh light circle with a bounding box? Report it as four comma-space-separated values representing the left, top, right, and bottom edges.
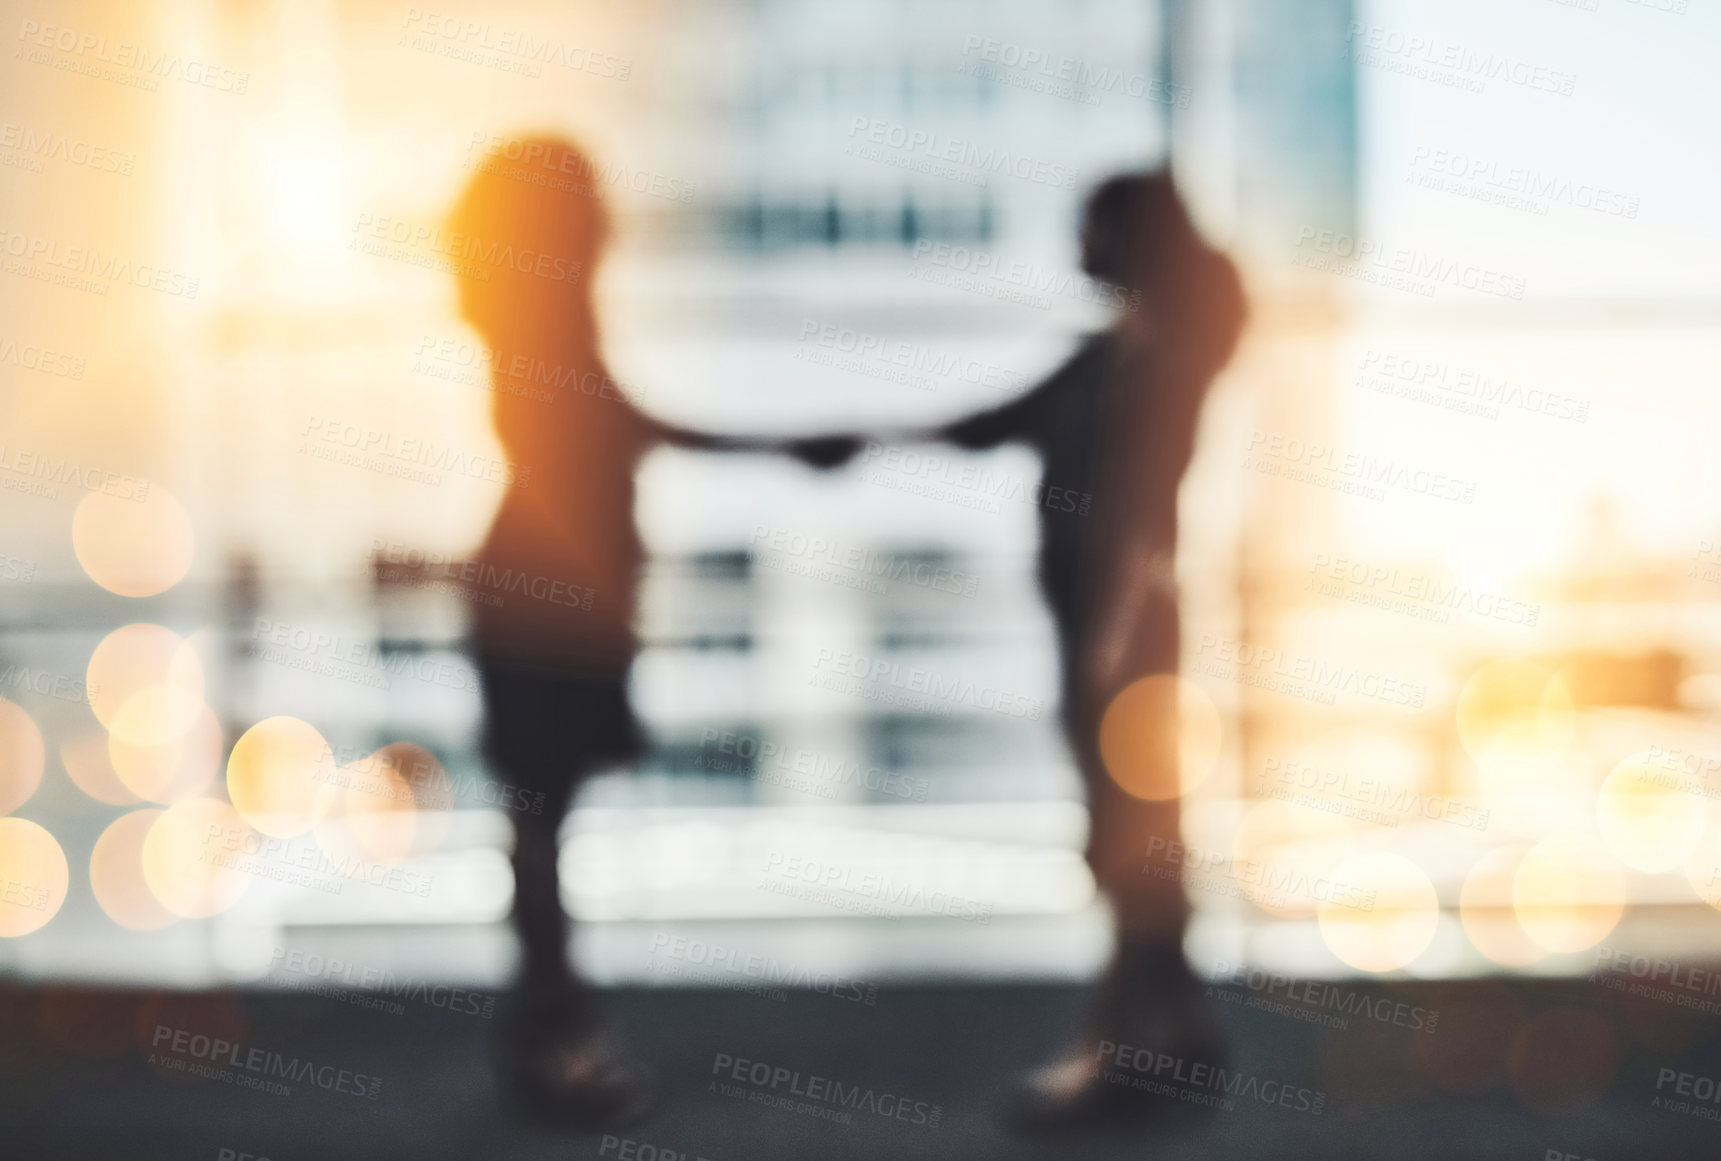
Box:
109, 701, 222, 804
1512, 835, 1626, 953
373, 741, 453, 853
141, 798, 253, 918
0, 699, 46, 815
85, 624, 205, 741
108, 684, 206, 751
59, 733, 139, 806
0, 818, 70, 936
90, 810, 177, 930
1459, 845, 1547, 968
1099, 675, 1222, 801
1679, 819, 1721, 910
1231, 798, 1355, 917
1456, 659, 1574, 763
1597, 751, 1706, 872
313, 745, 432, 867
226, 716, 335, 837
1317, 852, 1440, 972
71, 486, 195, 597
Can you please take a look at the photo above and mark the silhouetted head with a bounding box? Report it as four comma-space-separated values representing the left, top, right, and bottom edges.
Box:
1080, 171, 1203, 293
447, 135, 608, 344
1080, 170, 1245, 376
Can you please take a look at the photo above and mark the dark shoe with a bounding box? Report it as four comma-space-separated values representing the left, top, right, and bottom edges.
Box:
1007, 1044, 1164, 1134
1004, 935, 1226, 1136
502, 1029, 656, 1129
1006, 1033, 1224, 1135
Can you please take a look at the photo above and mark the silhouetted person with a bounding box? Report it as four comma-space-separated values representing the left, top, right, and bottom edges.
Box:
907, 172, 1246, 1129
446, 135, 848, 1127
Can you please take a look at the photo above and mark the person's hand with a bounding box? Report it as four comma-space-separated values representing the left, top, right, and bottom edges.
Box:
787, 435, 862, 471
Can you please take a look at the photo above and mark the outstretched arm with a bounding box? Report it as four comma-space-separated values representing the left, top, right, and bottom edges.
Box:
927, 336, 1103, 450
642, 415, 752, 454
932, 383, 1053, 451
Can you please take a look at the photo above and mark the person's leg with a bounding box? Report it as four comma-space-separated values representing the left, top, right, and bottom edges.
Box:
1075, 582, 1204, 983
1072, 717, 1212, 1045
1043, 566, 1195, 953
1080, 731, 1190, 942
1012, 710, 1219, 1132
479, 657, 652, 1126
508, 771, 593, 1034
1011, 613, 1220, 1132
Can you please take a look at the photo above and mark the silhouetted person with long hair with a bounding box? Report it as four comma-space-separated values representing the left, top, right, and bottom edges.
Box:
889, 171, 1246, 1130
446, 135, 848, 1127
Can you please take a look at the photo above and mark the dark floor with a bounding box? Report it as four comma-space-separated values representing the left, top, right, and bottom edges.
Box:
2, 973, 1718, 1160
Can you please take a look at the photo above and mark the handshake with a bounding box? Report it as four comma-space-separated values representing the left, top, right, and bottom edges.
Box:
784, 435, 864, 471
